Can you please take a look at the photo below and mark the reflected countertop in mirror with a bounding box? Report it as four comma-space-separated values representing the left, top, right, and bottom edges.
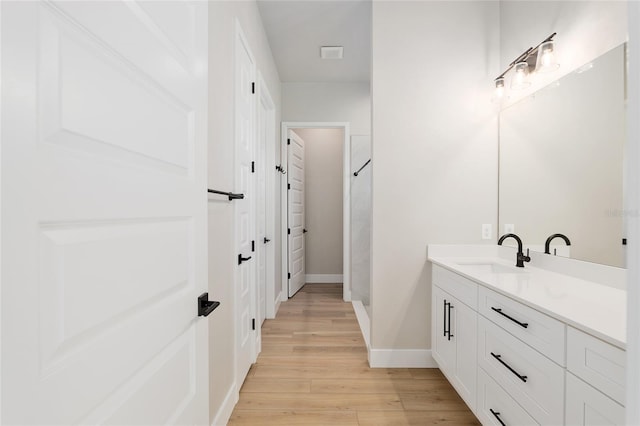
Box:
499, 44, 626, 268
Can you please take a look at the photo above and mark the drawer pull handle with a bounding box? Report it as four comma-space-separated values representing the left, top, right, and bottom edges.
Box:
491, 352, 528, 383
490, 409, 506, 426
491, 307, 529, 328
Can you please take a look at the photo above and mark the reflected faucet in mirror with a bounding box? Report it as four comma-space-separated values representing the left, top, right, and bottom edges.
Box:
545, 233, 571, 255
498, 233, 531, 268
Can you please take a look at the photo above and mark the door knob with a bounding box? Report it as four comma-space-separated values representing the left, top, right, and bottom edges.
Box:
264, 237, 271, 244
197, 292, 220, 317
303, 228, 308, 234
238, 254, 252, 265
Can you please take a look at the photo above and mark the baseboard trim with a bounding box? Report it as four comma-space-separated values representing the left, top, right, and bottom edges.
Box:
210, 383, 238, 426
280, 288, 287, 302
352, 301, 370, 349
305, 274, 343, 283
369, 349, 437, 368
273, 294, 282, 317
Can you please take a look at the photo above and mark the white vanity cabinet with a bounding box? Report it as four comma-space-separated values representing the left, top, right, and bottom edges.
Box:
432, 266, 478, 410
428, 258, 627, 426
565, 327, 626, 425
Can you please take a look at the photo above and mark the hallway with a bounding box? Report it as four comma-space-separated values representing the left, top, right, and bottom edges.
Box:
228, 284, 479, 425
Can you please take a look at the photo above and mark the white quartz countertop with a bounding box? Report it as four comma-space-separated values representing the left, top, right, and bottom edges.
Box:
428, 247, 626, 350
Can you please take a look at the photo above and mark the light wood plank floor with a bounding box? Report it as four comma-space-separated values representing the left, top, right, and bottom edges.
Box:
228, 284, 480, 425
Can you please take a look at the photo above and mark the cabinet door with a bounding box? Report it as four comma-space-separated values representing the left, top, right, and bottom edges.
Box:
432, 285, 477, 411
566, 372, 625, 425
452, 296, 477, 410
432, 286, 456, 376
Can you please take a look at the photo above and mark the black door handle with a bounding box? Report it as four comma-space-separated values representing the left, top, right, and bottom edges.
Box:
197, 292, 220, 317
238, 254, 252, 265
264, 237, 271, 244
303, 228, 308, 233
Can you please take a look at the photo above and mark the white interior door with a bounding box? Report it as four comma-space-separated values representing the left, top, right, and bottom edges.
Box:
288, 130, 306, 297
1, 1, 209, 424
257, 92, 268, 327
234, 24, 256, 385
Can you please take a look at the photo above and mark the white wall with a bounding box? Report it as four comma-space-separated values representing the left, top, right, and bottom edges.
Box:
499, 1, 627, 106
371, 1, 500, 355
207, 2, 281, 423
293, 128, 344, 277
282, 82, 371, 135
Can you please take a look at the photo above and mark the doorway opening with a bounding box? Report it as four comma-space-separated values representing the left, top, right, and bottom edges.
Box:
280, 122, 351, 302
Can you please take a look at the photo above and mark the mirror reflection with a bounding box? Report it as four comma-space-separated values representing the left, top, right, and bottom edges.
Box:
498, 44, 626, 268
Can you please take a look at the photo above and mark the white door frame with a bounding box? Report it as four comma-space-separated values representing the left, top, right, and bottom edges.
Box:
280, 122, 351, 302
256, 72, 277, 323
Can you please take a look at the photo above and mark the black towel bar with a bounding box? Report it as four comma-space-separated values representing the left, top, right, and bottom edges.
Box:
353, 159, 371, 176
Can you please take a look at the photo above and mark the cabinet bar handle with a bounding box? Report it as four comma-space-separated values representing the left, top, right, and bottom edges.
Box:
490, 409, 506, 426
443, 300, 448, 337
491, 307, 529, 328
447, 302, 454, 340
490, 352, 528, 382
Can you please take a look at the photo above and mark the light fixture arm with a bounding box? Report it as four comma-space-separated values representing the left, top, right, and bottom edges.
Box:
494, 32, 557, 82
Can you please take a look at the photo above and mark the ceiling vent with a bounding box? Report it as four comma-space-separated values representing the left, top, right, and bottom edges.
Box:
320, 46, 343, 60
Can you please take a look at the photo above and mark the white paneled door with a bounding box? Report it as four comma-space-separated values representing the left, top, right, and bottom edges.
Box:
234, 24, 257, 386
1, 1, 209, 424
257, 88, 268, 328
288, 130, 306, 297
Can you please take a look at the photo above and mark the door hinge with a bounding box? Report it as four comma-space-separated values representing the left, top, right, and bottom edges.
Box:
623, 238, 628, 245
251, 161, 255, 173
288, 228, 290, 235
287, 183, 290, 190
251, 82, 255, 94
287, 138, 291, 145
252, 318, 256, 330
288, 272, 291, 279
251, 240, 255, 252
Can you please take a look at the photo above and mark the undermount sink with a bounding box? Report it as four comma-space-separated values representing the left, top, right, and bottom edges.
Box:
455, 261, 528, 274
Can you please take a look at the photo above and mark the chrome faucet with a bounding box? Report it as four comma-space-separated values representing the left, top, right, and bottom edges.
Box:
544, 233, 571, 255
498, 233, 531, 267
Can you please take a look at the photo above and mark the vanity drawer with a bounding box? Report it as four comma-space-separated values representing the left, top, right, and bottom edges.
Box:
433, 265, 477, 309
565, 372, 625, 425
477, 367, 539, 426
479, 286, 566, 366
478, 316, 564, 425
567, 326, 625, 405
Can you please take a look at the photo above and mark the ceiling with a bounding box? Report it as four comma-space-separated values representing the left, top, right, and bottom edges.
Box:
257, 0, 372, 83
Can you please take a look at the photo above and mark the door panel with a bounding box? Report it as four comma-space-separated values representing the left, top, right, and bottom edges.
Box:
257, 95, 268, 327
234, 26, 256, 385
288, 130, 306, 297
1, 1, 208, 424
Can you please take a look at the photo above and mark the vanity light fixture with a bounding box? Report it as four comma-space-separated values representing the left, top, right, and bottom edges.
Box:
536, 40, 559, 73
511, 61, 531, 90
493, 32, 558, 99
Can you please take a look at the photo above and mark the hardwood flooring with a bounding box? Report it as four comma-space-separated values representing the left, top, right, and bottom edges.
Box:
228, 284, 480, 425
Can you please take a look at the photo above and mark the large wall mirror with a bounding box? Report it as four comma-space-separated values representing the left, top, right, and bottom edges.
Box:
499, 43, 626, 268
